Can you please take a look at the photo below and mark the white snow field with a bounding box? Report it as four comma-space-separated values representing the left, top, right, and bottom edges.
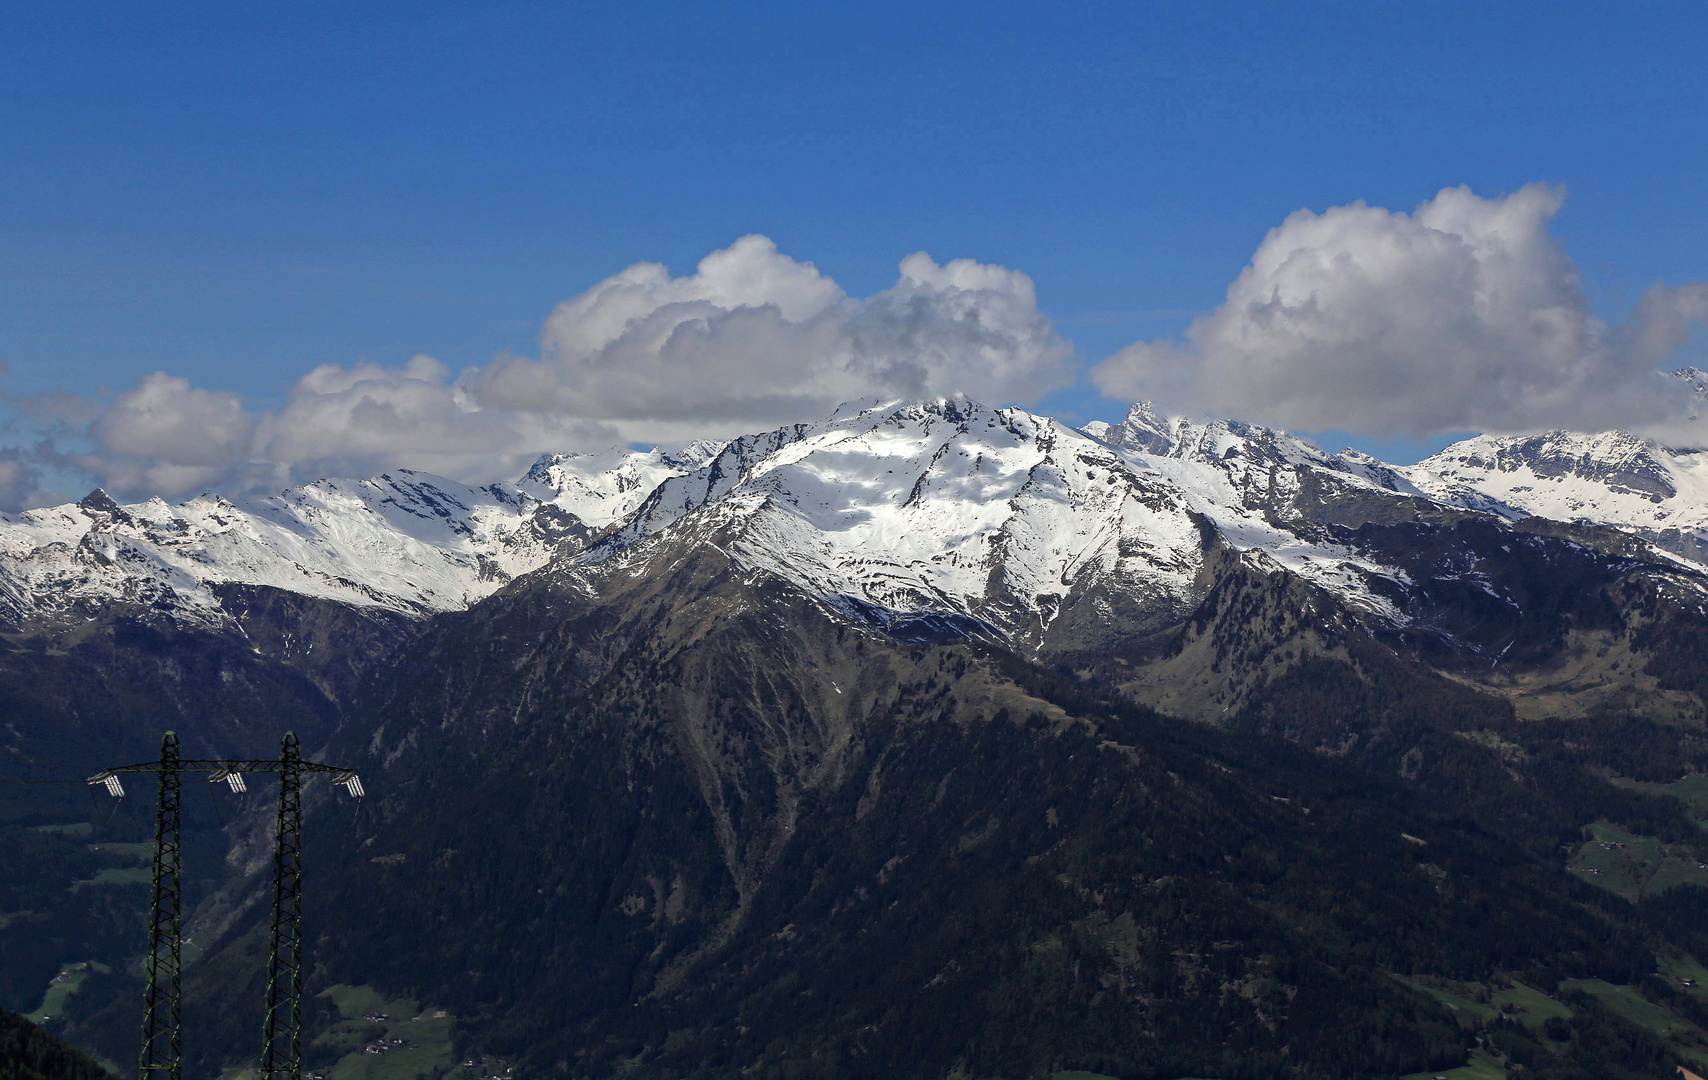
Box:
3, 397, 1703, 634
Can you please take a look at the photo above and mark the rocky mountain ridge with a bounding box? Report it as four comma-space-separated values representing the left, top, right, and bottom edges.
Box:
15, 397, 1705, 643
1403, 428, 1708, 564
0, 444, 720, 625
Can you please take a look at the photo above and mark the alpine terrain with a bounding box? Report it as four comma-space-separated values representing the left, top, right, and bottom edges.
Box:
13, 398, 1708, 1079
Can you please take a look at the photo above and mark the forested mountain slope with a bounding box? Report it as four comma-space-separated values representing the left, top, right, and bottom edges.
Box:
277, 537, 1703, 1080
0, 1008, 114, 1080
14, 398, 1708, 1078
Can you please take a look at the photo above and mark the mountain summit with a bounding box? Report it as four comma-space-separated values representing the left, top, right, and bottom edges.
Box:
17, 395, 1699, 639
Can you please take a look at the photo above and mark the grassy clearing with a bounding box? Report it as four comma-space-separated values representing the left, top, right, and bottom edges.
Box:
1053, 1074, 1217, 1080
1400, 1048, 1507, 1079
1661, 951, 1708, 1004
1613, 774, 1708, 828
68, 840, 157, 890
1393, 973, 1573, 1034
72, 866, 152, 888
1672, 775, 1708, 820
34, 823, 92, 837
312, 985, 458, 1080
25, 961, 107, 1023
1560, 978, 1701, 1039
1561, 978, 1708, 1069
1566, 821, 1708, 901
1396, 968, 1708, 1070
1393, 967, 1708, 1071
1490, 982, 1571, 1029
1391, 973, 1497, 1025
89, 840, 153, 862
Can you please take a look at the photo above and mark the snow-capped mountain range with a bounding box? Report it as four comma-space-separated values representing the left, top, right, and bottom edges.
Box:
4, 397, 1706, 637
0, 443, 720, 623
1403, 430, 1708, 561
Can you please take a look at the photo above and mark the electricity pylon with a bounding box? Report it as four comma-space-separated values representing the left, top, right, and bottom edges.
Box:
91, 731, 363, 1080
139, 732, 182, 1080
261, 732, 304, 1080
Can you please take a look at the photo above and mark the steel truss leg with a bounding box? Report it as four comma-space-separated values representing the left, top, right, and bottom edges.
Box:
260, 732, 304, 1080
139, 732, 182, 1080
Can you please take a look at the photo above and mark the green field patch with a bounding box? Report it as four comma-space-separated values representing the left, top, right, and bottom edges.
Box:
1561, 978, 1704, 1041
70, 839, 157, 889
312, 984, 460, 1080
1527, 976, 1708, 1070
322, 984, 395, 1017
72, 866, 152, 888
1614, 774, 1708, 828
1566, 822, 1708, 901
1390, 973, 1497, 1024
1672, 774, 1708, 819
1391, 974, 1571, 1034
34, 822, 92, 837
25, 961, 107, 1023
1489, 981, 1571, 1029
89, 840, 154, 863
1660, 951, 1708, 1004
1054, 1074, 1218, 1080
1400, 1048, 1507, 1079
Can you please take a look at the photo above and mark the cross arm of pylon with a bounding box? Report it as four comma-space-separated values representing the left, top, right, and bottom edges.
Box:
87, 757, 363, 797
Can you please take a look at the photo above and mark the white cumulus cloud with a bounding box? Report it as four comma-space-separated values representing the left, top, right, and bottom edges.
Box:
247, 355, 616, 488
474, 234, 1071, 435
85, 373, 255, 496
1091, 183, 1708, 439
0, 236, 1070, 507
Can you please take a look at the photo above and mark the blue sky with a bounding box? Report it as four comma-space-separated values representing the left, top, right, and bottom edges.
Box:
2, 1, 1706, 504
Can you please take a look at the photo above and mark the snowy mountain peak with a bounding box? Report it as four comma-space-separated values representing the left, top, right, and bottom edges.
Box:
1417, 430, 1675, 501
1085, 404, 1415, 500
518, 445, 713, 529
1096, 403, 1325, 470
575, 396, 1210, 642
0, 469, 550, 623
77, 488, 125, 516
1110, 401, 1178, 455
1675, 365, 1708, 401
14, 396, 1708, 642
1399, 429, 1708, 566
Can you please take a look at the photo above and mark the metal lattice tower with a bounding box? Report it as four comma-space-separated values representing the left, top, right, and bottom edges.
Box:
138, 731, 183, 1080
91, 730, 362, 1080
260, 732, 304, 1080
